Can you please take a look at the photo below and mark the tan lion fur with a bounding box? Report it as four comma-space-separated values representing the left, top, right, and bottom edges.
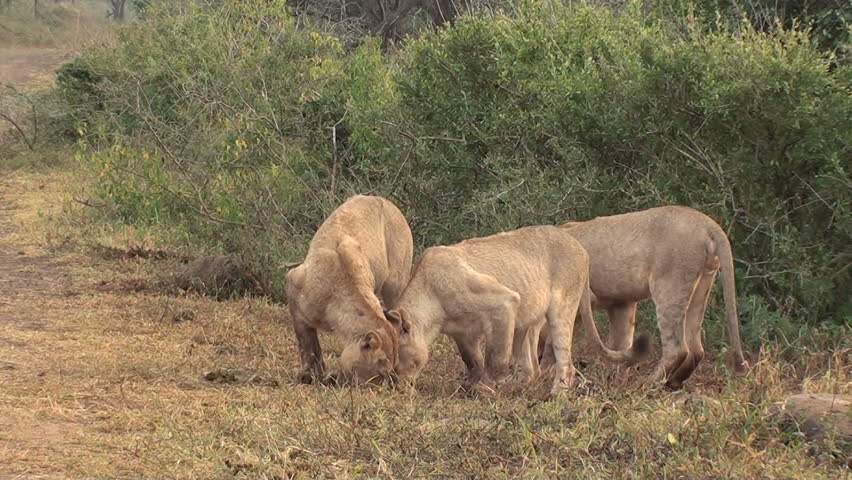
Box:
286, 195, 413, 384
388, 225, 649, 395
549, 205, 748, 388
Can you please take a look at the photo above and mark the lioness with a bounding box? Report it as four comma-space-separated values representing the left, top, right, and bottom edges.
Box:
286, 195, 413, 384
386, 225, 650, 394
545, 205, 748, 389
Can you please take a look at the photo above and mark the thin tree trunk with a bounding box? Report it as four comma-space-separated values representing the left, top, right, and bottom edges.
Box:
109, 0, 126, 22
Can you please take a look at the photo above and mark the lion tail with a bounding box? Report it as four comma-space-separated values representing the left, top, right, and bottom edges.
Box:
578, 275, 651, 365
709, 226, 749, 374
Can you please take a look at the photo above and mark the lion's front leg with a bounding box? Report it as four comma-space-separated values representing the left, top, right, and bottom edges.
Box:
292, 316, 325, 384
483, 297, 520, 386
453, 334, 491, 390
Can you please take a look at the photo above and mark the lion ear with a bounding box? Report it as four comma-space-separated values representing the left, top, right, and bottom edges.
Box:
384, 308, 400, 324
361, 331, 381, 351
384, 309, 410, 336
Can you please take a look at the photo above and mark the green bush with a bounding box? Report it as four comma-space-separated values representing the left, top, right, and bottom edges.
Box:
62, 0, 354, 292
691, 0, 851, 63
62, 0, 851, 330
392, 2, 851, 321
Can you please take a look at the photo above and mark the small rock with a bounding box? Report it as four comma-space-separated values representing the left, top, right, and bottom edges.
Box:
775, 393, 851, 442
674, 393, 723, 410
561, 406, 580, 426
418, 417, 495, 434
170, 309, 196, 323
203, 369, 238, 383
214, 343, 238, 355
202, 368, 279, 387
223, 457, 257, 476
174, 255, 265, 300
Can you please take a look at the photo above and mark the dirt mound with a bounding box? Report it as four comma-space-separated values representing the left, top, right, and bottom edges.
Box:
173, 255, 266, 300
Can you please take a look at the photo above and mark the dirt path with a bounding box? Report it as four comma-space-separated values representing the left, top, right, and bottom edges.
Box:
0, 180, 73, 328
0, 47, 77, 322
0, 169, 297, 479
0, 46, 76, 333
0, 48, 72, 90
0, 174, 86, 479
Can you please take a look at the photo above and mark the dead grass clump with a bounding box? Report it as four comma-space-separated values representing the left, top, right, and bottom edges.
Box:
172, 255, 268, 300
89, 243, 182, 262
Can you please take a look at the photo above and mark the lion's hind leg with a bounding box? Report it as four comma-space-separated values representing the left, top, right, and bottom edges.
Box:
510, 319, 544, 385
546, 291, 580, 394
667, 264, 718, 387
606, 302, 638, 351
647, 274, 701, 389
526, 322, 543, 379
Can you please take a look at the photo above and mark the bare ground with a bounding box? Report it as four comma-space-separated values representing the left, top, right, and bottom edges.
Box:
0, 173, 90, 478
0, 171, 297, 478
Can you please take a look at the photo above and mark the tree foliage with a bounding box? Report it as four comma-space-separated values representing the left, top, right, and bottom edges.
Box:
59, 0, 851, 330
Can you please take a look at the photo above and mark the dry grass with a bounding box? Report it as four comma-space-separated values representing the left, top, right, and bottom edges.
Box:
0, 0, 115, 49
0, 169, 849, 479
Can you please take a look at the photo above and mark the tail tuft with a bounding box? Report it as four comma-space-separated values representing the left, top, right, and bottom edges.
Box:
733, 357, 750, 375
628, 332, 653, 365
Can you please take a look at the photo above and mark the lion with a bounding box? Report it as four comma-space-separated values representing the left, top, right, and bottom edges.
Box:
286, 195, 413, 384
385, 225, 650, 394
540, 205, 749, 389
